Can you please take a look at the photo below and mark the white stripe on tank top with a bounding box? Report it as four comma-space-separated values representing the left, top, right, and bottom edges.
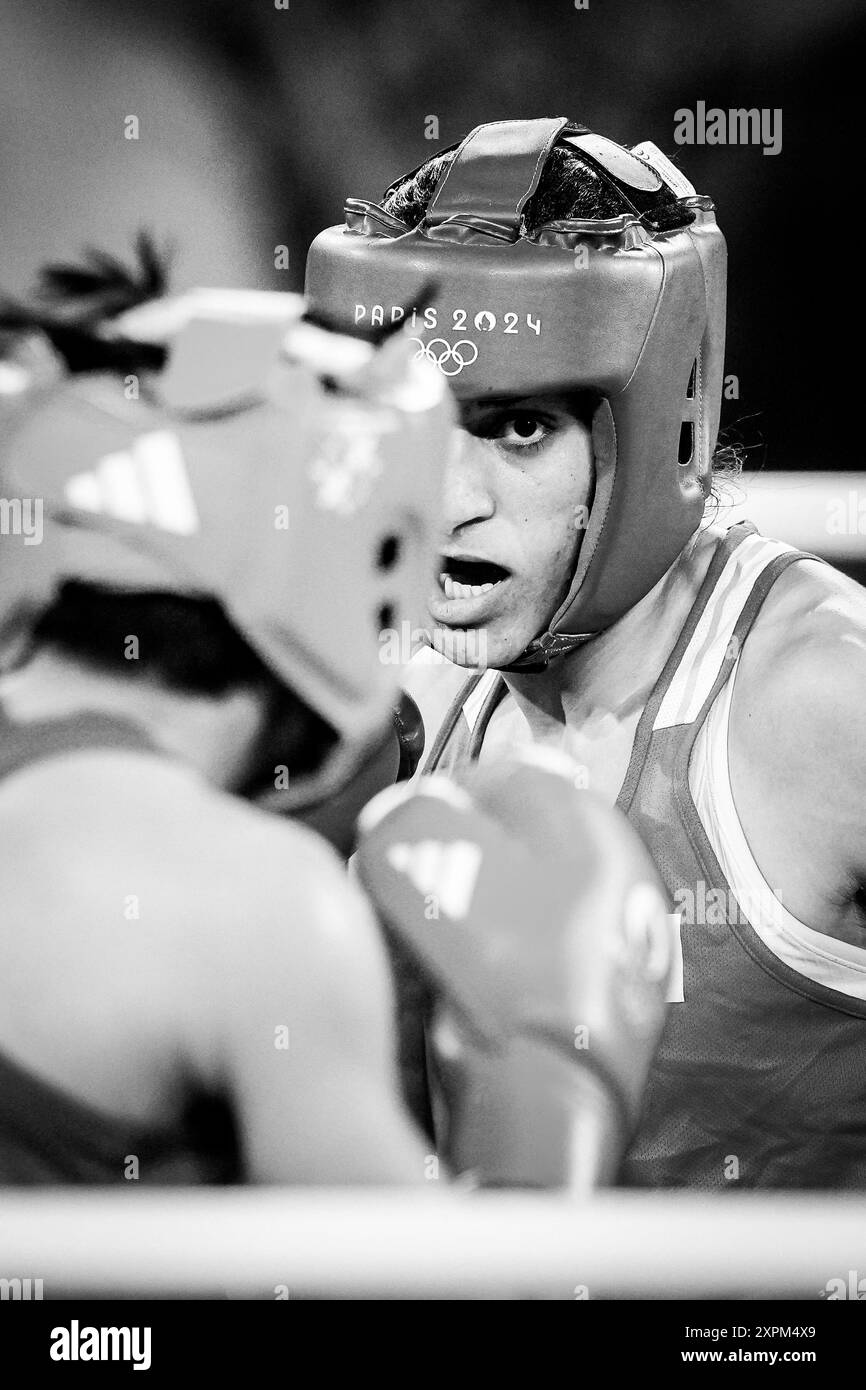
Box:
654, 532, 866, 1000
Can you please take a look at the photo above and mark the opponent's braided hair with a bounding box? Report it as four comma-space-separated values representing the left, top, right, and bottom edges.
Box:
0, 232, 169, 375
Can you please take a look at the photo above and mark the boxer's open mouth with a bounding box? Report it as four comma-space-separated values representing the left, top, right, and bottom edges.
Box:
437, 553, 511, 600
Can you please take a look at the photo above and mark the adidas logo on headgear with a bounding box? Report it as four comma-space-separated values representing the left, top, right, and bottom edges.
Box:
64, 430, 199, 535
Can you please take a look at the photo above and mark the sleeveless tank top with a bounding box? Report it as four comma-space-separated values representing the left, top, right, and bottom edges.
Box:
422, 522, 866, 1189
0, 707, 239, 1185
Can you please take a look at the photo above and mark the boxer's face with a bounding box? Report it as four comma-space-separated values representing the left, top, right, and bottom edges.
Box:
428, 392, 594, 667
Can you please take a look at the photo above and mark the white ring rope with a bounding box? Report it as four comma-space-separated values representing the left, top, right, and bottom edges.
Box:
1, 1189, 864, 1296
723, 472, 866, 560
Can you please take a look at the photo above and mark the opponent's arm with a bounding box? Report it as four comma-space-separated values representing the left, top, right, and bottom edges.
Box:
216, 821, 432, 1185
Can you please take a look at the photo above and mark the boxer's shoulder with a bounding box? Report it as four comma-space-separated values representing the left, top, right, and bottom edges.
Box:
729, 555, 866, 858
735, 553, 866, 712
750, 550, 866, 639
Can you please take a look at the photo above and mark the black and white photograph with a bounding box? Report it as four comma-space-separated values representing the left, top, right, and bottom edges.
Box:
0, 0, 863, 1356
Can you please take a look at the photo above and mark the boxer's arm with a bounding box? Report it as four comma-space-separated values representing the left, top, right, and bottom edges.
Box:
215, 822, 432, 1185
785, 634, 866, 911
730, 588, 866, 936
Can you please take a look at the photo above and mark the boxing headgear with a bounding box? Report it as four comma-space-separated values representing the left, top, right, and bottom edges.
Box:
305, 117, 727, 669
0, 290, 453, 789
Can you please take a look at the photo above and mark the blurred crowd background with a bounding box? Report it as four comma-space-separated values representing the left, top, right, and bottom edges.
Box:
0, 0, 860, 471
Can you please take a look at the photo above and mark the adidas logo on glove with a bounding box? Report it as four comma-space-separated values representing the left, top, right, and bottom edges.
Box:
385, 839, 483, 921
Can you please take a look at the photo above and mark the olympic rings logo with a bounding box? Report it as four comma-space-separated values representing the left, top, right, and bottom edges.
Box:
409, 337, 479, 377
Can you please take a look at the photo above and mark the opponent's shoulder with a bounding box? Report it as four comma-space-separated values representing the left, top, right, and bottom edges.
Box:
124, 758, 373, 948
141, 770, 390, 993
63, 753, 391, 1047
11, 747, 358, 934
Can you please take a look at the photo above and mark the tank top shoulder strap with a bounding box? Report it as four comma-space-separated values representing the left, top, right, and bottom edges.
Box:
423, 669, 508, 774
0, 706, 158, 786
617, 521, 824, 813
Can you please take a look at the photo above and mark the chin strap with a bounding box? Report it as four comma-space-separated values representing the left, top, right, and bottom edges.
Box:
498, 628, 596, 674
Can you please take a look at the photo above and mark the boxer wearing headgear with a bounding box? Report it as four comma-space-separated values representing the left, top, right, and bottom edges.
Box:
0, 245, 453, 1185
308, 120, 866, 1190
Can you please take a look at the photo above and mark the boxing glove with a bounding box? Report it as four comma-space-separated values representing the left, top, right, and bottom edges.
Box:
355, 748, 675, 1190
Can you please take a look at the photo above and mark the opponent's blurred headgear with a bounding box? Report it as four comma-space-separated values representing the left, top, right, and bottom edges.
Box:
0, 289, 452, 776
306, 117, 726, 668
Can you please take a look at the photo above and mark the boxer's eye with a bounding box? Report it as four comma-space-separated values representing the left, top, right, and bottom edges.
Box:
502, 414, 548, 447
472, 410, 555, 453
